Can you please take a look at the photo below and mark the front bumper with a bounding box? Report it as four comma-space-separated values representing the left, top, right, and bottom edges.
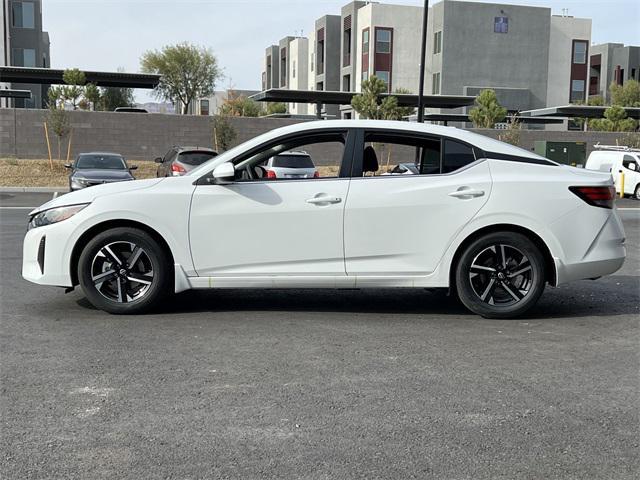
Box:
22, 221, 75, 287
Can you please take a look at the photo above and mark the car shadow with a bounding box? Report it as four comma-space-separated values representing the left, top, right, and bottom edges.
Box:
119, 274, 640, 320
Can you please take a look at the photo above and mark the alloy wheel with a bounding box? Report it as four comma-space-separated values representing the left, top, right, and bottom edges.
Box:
468, 244, 534, 307
90, 241, 154, 303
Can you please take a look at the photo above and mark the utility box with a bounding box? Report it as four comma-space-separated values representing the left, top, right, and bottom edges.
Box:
534, 141, 587, 167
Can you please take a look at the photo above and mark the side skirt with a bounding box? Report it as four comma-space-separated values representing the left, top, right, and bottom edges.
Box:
183, 275, 444, 290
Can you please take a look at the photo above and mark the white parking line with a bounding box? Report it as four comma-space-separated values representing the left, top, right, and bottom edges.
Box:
618, 208, 640, 211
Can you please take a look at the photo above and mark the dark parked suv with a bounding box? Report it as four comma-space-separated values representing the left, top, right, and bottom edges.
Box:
155, 146, 218, 177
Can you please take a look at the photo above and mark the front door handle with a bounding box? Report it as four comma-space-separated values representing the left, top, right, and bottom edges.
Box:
306, 195, 342, 205
449, 188, 485, 199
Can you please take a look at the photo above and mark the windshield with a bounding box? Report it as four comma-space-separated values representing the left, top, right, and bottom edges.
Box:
180, 151, 217, 166
272, 154, 314, 168
76, 155, 127, 170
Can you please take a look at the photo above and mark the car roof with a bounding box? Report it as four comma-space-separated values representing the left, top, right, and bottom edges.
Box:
276, 150, 310, 156
78, 152, 123, 157
192, 119, 553, 176
175, 146, 216, 153
248, 120, 547, 161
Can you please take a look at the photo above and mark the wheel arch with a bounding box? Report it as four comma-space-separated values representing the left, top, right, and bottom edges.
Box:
69, 219, 175, 286
449, 224, 557, 290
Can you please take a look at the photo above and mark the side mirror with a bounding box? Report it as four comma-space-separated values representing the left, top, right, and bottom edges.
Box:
154, 157, 163, 164
64, 164, 72, 169
129, 165, 138, 170
212, 163, 235, 184
629, 163, 637, 171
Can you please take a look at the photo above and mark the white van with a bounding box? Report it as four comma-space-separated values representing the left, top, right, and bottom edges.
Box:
585, 147, 640, 199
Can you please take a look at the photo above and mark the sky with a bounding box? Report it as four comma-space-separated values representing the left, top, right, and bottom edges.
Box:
42, 0, 640, 103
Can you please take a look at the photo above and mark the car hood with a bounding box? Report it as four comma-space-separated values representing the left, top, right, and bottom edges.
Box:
72, 169, 134, 180
30, 178, 165, 215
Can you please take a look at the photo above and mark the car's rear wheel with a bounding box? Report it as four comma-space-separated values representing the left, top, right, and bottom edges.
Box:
455, 232, 546, 319
634, 184, 640, 200
78, 227, 171, 314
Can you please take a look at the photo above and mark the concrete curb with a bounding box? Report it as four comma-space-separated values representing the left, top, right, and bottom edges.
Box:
0, 187, 68, 193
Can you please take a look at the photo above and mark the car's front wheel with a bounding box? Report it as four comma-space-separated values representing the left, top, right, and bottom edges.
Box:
78, 227, 171, 314
634, 184, 640, 201
455, 232, 546, 319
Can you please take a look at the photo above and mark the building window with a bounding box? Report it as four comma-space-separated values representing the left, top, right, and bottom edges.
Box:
317, 28, 325, 75
570, 79, 585, 102
432, 72, 441, 94
343, 15, 352, 67
375, 29, 391, 54
494, 17, 508, 34
362, 28, 370, 82
200, 99, 209, 116
280, 48, 287, 87
292, 60, 296, 79
375, 71, 390, 91
12, 48, 36, 67
12, 1, 35, 29
433, 31, 442, 54
573, 41, 587, 64
363, 29, 370, 55
310, 53, 314, 72
317, 81, 324, 91
343, 74, 351, 92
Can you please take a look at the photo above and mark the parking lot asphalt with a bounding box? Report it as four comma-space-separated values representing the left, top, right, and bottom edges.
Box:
1, 192, 639, 479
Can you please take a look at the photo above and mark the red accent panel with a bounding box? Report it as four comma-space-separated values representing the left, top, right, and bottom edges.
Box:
317, 27, 325, 42
569, 39, 589, 102
373, 27, 393, 91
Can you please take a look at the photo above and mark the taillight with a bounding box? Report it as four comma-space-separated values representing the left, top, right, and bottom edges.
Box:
171, 163, 186, 176
313, 171, 320, 178
266, 170, 277, 179
569, 186, 616, 209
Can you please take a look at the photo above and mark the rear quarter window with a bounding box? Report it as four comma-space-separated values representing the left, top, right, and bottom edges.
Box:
443, 140, 476, 173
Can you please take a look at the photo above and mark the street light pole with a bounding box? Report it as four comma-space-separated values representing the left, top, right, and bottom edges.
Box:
417, 0, 429, 123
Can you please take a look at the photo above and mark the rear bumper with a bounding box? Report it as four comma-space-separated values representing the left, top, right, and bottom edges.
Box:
554, 209, 626, 285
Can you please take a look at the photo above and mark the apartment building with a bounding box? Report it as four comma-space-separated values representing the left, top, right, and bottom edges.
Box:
425, 1, 591, 117
1, 0, 51, 108
589, 43, 640, 102
261, 0, 594, 123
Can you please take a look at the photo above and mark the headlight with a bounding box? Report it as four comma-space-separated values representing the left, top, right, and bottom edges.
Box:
71, 177, 90, 187
28, 204, 89, 230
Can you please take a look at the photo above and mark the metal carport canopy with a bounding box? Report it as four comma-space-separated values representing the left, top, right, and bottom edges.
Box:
0, 67, 160, 89
250, 89, 476, 109
421, 113, 565, 124
521, 105, 640, 120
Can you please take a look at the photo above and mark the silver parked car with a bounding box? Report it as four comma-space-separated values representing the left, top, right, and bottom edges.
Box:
263, 151, 318, 179
155, 146, 218, 177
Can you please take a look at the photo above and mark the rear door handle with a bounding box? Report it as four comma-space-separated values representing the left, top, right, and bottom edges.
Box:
449, 188, 485, 199
306, 195, 342, 205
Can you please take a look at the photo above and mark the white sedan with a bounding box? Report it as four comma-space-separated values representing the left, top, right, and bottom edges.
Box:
22, 120, 625, 318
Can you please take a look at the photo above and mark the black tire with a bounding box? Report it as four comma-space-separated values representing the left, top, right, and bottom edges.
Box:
455, 232, 546, 319
77, 227, 172, 314
634, 184, 640, 201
